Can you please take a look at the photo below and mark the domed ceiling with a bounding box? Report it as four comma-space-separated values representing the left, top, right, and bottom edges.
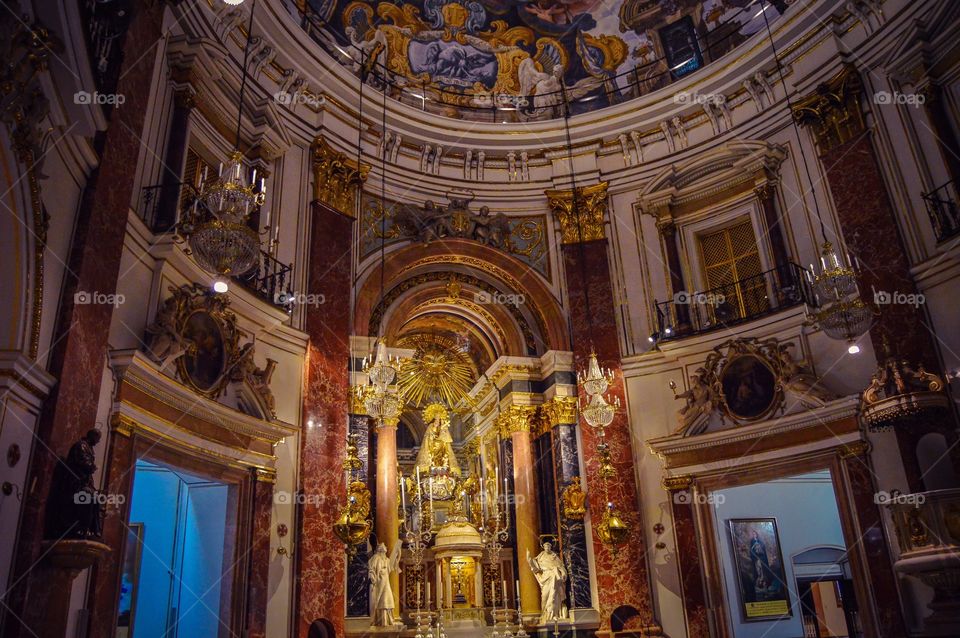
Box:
289, 0, 785, 117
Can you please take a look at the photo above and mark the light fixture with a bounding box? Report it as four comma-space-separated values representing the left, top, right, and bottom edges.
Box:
758, 2, 875, 349
177, 0, 265, 277
223, 0, 245, 5
212, 279, 229, 293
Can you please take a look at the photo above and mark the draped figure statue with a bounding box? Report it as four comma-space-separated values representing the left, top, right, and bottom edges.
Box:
368, 543, 402, 627
526, 540, 569, 624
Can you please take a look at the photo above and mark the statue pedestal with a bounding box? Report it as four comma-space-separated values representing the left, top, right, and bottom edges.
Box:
36, 539, 111, 638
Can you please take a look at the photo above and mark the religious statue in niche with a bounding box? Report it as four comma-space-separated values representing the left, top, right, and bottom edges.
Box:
47, 429, 104, 539
526, 538, 569, 625
393, 192, 511, 249
561, 476, 586, 520
415, 403, 462, 500
368, 542, 403, 627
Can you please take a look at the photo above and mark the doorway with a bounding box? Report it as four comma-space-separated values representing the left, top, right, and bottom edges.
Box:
793, 547, 861, 638
116, 460, 234, 637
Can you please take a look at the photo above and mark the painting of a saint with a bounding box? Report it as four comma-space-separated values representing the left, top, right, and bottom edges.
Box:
728, 518, 791, 621
180, 310, 227, 392
720, 354, 777, 420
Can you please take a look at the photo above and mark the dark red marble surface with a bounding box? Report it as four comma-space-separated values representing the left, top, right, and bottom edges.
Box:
248, 478, 275, 637
296, 201, 353, 637
821, 134, 938, 369
842, 453, 907, 637
669, 497, 708, 637
4, 5, 164, 637
562, 239, 653, 631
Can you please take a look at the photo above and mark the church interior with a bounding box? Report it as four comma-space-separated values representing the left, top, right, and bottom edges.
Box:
2, 0, 960, 636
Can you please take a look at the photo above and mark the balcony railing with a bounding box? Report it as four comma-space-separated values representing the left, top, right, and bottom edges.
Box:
922, 179, 960, 242
653, 262, 813, 341
138, 183, 293, 310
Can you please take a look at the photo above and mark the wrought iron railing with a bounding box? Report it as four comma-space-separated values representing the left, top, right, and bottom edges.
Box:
79, 0, 131, 105
653, 262, 813, 341
138, 183, 293, 310
294, 0, 787, 122
922, 179, 960, 242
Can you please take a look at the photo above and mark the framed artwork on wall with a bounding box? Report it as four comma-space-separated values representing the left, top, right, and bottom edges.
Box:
727, 517, 792, 622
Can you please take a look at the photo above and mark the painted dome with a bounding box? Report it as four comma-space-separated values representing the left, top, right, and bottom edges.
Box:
287, 0, 787, 120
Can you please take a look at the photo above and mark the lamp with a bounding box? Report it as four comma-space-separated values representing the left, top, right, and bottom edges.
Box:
177, 0, 265, 276
757, 2, 875, 350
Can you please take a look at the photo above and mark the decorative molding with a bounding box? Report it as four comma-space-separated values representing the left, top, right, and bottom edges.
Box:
311, 136, 369, 217
544, 395, 577, 426
792, 64, 866, 154
661, 475, 693, 492
495, 404, 539, 437
545, 182, 609, 244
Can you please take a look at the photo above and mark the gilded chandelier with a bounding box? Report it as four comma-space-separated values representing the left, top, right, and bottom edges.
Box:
578, 352, 620, 430
806, 242, 874, 353
358, 339, 403, 426
178, 152, 265, 276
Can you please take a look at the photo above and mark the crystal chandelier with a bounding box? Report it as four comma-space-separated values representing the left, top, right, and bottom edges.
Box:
359, 339, 403, 426
176, 0, 264, 277
806, 242, 874, 353
577, 352, 620, 430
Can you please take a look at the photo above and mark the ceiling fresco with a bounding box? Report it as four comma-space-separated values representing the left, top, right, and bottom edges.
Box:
289, 0, 787, 116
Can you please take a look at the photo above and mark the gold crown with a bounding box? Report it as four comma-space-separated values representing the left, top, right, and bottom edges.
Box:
441, 3, 469, 28
423, 402, 450, 424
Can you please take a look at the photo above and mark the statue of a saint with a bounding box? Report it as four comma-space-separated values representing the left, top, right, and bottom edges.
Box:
414, 404, 461, 477
49, 429, 104, 538
368, 542, 403, 627
526, 540, 568, 625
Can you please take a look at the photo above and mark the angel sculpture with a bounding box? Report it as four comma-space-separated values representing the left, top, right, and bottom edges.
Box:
368, 542, 403, 627
776, 343, 835, 408
470, 206, 511, 249
672, 369, 715, 435
144, 293, 191, 370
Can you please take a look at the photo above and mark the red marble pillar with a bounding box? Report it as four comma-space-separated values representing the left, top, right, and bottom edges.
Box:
297, 200, 353, 638
549, 185, 654, 632
4, 5, 164, 638
662, 477, 708, 637
837, 446, 907, 638
247, 476, 274, 638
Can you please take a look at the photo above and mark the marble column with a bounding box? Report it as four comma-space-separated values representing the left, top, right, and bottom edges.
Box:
661, 476, 709, 638
247, 474, 275, 638
837, 443, 907, 637
794, 65, 958, 491
345, 412, 371, 617
375, 419, 401, 612
547, 183, 655, 633
4, 4, 165, 638
297, 138, 367, 638
506, 409, 542, 621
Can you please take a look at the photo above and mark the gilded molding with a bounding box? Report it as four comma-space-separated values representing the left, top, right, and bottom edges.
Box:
496, 404, 538, 437
661, 474, 693, 492
839, 440, 870, 459
792, 64, 866, 154
311, 136, 369, 217
545, 182, 609, 244
544, 395, 578, 426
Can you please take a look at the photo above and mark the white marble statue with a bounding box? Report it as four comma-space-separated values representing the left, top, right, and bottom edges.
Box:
368, 542, 402, 627
526, 541, 568, 625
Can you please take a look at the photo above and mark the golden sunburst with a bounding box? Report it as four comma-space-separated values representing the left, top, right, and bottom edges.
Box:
396, 332, 479, 409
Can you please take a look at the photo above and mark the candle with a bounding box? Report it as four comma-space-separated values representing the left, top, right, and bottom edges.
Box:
490, 580, 496, 610
515, 579, 521, 608
502, 579, 507, 602
400, 471, 407, 513
426, 581, 431, 609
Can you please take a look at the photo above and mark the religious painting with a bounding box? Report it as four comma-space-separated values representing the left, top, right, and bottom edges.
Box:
116, 523, 144, 636
180, 309, 227, 392
719, 353, 777, 421
727, 518, 791, 622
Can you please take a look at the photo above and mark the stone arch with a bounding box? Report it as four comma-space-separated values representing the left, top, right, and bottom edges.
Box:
354, 239, 567, 353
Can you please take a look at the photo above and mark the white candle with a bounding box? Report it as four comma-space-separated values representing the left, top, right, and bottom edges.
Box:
427, 580, 431, 609
515, 579, 521, 608
502, 579, 507, 601
400, 471, 407, 513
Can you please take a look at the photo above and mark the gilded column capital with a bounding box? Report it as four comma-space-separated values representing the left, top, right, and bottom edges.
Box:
661, 474, 693, 492
545, 182, 608, 244
311, 136, 370, 217
792, 64, 866, 154
496, 405, 539, 437
544, 396, 578, 427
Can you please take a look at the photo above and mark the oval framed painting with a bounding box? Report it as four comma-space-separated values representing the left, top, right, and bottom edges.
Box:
178, 309, 227, 394
719, 353, 778, 421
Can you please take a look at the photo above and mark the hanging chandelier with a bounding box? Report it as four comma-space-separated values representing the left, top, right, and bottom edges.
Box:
806, 242, 875, 353
756, 2, 875, 354
356, 339, 403, 426
578, 352, 620, 430
176, 0, 264, 276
